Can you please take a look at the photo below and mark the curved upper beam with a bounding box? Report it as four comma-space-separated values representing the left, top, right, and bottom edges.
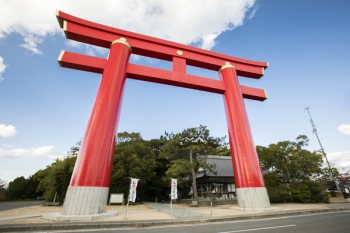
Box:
56, 10, 268, 79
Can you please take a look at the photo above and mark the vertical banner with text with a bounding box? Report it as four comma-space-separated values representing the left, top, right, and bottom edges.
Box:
128, 178, 139, 202
171, 178, 178, 200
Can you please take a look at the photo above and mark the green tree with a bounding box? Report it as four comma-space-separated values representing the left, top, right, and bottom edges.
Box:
5, 171, 49, 201
0, 179, 7, 189
7, 176, 40, 200
24, 175, 39, 199
160, 125, 229, 200
164, 159, 192, 189
6, 176, 27, 200
146, 138, 168, 201
257, 135, 326, 203
32, 168, 50, 196
318, 166, 340, 191
37, 142, 80, 203
109, 132, 157, 201
0, 179, 7, 200
257, 135, 323, 182
262, 172, 292, 203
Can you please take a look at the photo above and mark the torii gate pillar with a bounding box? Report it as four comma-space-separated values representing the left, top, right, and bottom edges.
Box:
52, 11, 273, 218
220, 63, 270, 209
62, 39, 131, 215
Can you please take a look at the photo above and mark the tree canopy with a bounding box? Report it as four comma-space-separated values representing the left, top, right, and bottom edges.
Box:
159, 125, 229, 200
109, 131, 158, 201
6, 131, 334, 204
5, 126, 229, 202
0, 179, 7, 190
257, 135, 329, 203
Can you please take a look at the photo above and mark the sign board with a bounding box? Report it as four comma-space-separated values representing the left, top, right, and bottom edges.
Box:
171, 179, 178, 200
109, 193, 124, 205
128, 178, 139, 202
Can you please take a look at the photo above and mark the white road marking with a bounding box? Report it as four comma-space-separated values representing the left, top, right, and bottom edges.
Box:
218, 224, 296, 233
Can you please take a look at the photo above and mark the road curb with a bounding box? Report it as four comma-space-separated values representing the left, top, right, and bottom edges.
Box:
0, 207, 349, 232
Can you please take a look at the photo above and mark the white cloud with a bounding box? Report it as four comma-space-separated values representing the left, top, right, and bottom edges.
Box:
327, 151, 350, 168
65, 40, 108, 57
338, 124, 350, 135
0, 0, 256, 53
0, 56, 6, 82
0, 124, 17, 137
20, 34, 44, 54
198, 33, 219, 50
2, 144, 14, 148
249, 4, 259, 19
0, 145, 65, 159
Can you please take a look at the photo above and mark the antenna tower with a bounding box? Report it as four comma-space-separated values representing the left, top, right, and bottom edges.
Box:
305, 107, 340, 192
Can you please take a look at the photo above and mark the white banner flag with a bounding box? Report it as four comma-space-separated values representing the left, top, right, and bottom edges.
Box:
171, 178, 178, 200
128, 178, 139, 202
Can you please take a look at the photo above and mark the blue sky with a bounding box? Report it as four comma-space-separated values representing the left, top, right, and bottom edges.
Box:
0, 0, 349, 182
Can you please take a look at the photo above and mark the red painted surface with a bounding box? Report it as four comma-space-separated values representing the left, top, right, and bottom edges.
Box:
58, 51, 267, 101
56, 11, 268, 189
220, 67, 266, 188
172, 56, 186, 73
56, 11, 267, 79
69, 41, 131, 187
58, 51, 105, 74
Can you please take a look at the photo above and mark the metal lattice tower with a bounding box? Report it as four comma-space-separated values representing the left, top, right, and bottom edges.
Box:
305, 107, 341, 192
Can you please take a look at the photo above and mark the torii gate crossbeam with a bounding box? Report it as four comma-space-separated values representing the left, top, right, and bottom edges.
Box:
56, 11, 271, 216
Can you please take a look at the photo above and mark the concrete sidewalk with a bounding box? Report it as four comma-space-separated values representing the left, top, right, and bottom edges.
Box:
142, 202, 209, 218
0, 201, 350, 232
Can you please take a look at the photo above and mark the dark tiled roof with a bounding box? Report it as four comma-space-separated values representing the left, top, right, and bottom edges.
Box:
196, 155, 234, 178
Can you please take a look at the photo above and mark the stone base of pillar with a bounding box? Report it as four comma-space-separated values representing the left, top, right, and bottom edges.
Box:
61, 186, 109, 215
234, 187, 274, 210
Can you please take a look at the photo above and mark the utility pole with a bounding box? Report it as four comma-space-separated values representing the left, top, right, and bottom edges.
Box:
305, 107, 341, 192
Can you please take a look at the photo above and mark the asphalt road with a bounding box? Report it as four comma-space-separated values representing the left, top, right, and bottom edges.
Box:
55, 211, 350, 233
0, 200, 43, 212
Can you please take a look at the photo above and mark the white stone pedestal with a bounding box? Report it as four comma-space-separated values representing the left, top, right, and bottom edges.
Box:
62, 186, 109, 215
231, 187, 281, 211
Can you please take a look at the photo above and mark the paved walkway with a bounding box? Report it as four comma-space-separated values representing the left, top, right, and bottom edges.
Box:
0, 201, 43, 212
142, 202, 209, 218
0, 214, 43, 221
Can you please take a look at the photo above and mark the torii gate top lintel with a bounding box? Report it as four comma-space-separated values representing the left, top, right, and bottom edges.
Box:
56, 10, 268, 101
56, 10, 268, 74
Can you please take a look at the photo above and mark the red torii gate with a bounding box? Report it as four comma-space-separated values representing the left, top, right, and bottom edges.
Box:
56, 11, 271, 215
